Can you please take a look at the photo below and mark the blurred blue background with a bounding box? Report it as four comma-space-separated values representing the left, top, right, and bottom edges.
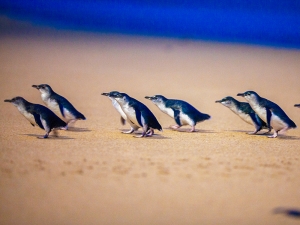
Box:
0, 0, 300, 48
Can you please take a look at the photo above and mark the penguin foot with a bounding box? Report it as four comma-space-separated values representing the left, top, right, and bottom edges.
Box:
122, 128, 135, 134
170, 125, 180, 130
190, 126, 196, 132
268, 132, 278, 138
262, 129, 271, 134
134, 129, 154, 138
247, 131, 257, 135
61, 126, 68, 131
37, 134, 49, 139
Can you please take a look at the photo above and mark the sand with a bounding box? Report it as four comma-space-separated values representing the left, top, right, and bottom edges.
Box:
1, 27, 300, 225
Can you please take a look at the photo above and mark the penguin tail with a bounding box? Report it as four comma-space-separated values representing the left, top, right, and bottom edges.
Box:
290, 122, 297, 129
77, 113, 86, 120
199, 113, 211, 122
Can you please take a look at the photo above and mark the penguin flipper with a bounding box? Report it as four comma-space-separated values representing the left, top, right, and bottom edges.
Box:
173, 109, 181, 126
248, 113, 262, 134
32, 112, 44, 130
135, 109, 143, 127
121, 116, 126, 125
57, 101, 65, 118
266, 108, 272, 130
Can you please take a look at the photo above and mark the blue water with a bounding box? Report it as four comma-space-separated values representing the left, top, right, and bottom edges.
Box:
1, 0, 300, 48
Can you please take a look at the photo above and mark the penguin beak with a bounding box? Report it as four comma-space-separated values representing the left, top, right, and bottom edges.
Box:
4, 99, 12, 103
237, 93, 245, 97
32, 85, 40, 89
215, 100, 222, 103
101, 93, 109, 96
145, 96, 154, 100
295, 104, 300, 108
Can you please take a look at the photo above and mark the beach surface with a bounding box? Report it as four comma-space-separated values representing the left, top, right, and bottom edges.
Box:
1, 26, 300, 225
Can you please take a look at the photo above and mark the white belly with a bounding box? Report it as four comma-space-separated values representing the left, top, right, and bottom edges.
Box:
44, 98, 61, 115
270, 113, 287, 130
111, 98, 127, 120
237, 111, 254, 125
122, 104, 141, 127
62, 108, 76, 122
180, 113, 194, 126
250, 104, 267, 123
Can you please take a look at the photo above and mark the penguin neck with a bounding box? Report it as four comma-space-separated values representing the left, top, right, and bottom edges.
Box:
155, 102, 168, 112
41, 90, 53, 102
247, 95, 261, 109
226, 102, 241, 115
15, 101, 30, 116
156, 101, 174, 118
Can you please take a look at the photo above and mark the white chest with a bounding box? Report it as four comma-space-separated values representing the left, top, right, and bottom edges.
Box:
157, 104, 174, 118
249, 103, 267, 123
270, 114, 287, 130
122, 103, 140, 126
17, 106, 37, 125
230, 107, 254, 125
110, 98, 127, 120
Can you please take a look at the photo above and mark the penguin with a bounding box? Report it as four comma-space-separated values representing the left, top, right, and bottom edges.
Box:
32, 84, 85, 129
109, 92, 162, 137
294, 104, 300, 108
215, 96, 270, 134
4, 97, 67, 138
237, 91, 296, 138
145, 95, 210, 132
101, 91, 139, 134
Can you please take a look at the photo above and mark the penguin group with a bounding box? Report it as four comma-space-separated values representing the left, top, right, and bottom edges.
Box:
4, 84, 298, 139
216, 91, 297, 138
5, 84, 86, 138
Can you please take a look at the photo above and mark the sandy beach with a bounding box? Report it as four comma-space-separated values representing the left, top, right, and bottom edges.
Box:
1, 26, 300, 225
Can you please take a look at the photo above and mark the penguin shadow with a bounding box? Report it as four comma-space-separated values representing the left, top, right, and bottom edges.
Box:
277, 135, 300, 140
231, 130, 300, 139
65, 127, 91, 132
273, 207, 300, 219
165, 128, 217, 133
231, 130, 271, 136
21, 134, 74, 140
120, 130, 171, 139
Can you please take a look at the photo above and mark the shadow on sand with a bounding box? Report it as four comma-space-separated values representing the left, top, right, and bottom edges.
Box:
21, 134, 74, 140
164, 128, 217, 133
273, 207, 300, 219
65, 127, 91, 132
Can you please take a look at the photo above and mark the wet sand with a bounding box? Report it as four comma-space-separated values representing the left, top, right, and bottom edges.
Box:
1, 27, 300, 225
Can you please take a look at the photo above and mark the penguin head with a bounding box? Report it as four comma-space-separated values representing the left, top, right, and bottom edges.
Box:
145, 95, 167, 105
101, 91, 120, 97
215, 96, 237, 108
4, 96, 28, 107
237, 91, 259, 102
109, 92, 130, 104
32, 84, 53, 95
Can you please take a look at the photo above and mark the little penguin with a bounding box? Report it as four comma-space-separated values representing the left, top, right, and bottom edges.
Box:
4, 97, 67, 138
237, 91, 296, 138
145, 95, 210, 132
32, 84, 86, 129
215, 96, 270, 134
109, 92, 162, 137
294, 104, 300, 108
101, 91, 139, 134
